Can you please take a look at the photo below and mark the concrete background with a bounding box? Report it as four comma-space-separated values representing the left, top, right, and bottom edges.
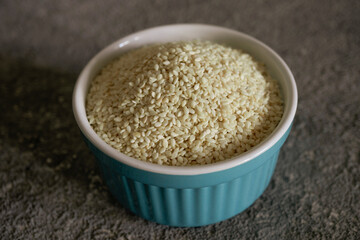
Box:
0, 0, 359, 239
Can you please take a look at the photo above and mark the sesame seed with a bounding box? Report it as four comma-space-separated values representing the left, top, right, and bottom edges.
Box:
86, 40, 283, 166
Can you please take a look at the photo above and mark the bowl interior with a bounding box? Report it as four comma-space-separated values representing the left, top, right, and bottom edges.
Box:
73, 24, 297, 175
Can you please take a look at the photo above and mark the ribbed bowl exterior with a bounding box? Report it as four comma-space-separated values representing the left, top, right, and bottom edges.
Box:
83, 127, 291, 227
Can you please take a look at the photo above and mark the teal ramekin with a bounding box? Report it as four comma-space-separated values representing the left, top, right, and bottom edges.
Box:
73, 24, 298, 227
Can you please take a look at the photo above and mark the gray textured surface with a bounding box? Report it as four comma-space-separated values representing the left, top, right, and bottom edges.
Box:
1, 0, 359, 239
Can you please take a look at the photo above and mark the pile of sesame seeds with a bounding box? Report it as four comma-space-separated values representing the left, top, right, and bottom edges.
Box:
86, 41, 283, 166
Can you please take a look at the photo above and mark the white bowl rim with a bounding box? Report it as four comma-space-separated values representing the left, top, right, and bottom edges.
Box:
73, 23, 297, 176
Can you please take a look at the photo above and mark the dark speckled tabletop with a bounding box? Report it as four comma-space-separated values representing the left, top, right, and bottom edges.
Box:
0, 0, 359, 239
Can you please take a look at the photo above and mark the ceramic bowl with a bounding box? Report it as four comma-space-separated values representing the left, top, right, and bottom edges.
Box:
73, 24, 297, 227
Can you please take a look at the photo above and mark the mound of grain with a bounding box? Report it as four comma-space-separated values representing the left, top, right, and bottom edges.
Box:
86, 41, 283, 166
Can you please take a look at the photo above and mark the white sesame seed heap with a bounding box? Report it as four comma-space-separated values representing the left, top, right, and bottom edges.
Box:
86, 41, 283, 166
